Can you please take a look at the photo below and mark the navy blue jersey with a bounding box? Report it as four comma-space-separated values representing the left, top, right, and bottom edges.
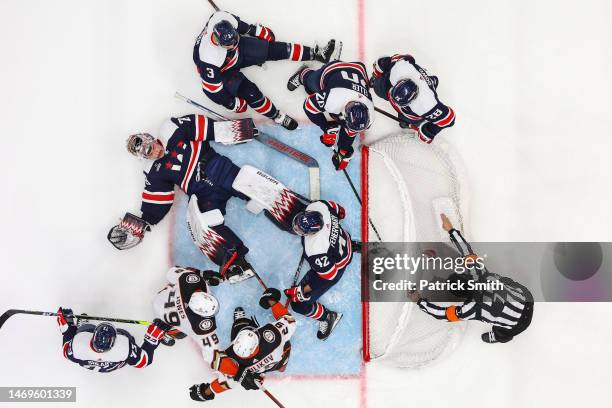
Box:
193, 11, 253, 107
61, 325, 158, 373
302, 200, 353, 283
372, 54, 455, 141
302, 62, 374, 153
140, 114, 220, 225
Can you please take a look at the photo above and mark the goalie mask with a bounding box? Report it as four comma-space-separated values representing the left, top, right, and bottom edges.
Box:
233, 329, 259, 359
126, 133, 164, 160
292, 211, 324, 236
188, 291, 219, 318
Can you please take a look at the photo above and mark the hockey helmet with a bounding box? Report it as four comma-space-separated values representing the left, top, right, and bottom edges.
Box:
213, 20, 239, 49
292, 210, 324, 236
188, 291, 219, 318
126, 133, 158, 159
92, 322, 117, 353
233, 329, 259, 359
344, 101, 371, 132
391, 79, 419, 107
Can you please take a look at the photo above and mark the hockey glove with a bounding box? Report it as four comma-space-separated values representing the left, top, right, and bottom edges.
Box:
284, 285, 311, 303
227, 97, 248, 113
56, 307, 75, 333
107, 213, 150, 250
189, 383, 215, 401
326, 200, 346, 219
239, 371, 263, 391
144, 318, 171, 345
332, 149, 352, 171
249, 24, 275, 42
320, 125, 340, 147
259, 287, 282, 309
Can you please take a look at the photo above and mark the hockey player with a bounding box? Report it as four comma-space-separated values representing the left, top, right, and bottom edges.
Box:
153, 266, 223, 362
188, 288, 295, 401
283, 200, 353, 340
107, 114, 305, 283
370, 53, 455, 144
287, 61, 374, 170
411, 214, 534, 344
194, 10, 341, 130
56, 307, 170, 372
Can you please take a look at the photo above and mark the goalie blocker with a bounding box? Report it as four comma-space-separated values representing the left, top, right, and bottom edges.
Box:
108, 114, 305, 283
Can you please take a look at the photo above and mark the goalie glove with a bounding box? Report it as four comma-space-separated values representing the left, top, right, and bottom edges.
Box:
249, 24, 275, 42
213, 119, 258, 145
107, 213, 150, 250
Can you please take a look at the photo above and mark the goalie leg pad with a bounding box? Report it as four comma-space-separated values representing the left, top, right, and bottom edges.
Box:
186, 196, 247, 266
232, 165, 305, 231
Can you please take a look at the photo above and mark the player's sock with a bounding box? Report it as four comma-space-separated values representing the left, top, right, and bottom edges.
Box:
250, 96, 278, 118
268, 42, 313, 62
305, 302, 327, 321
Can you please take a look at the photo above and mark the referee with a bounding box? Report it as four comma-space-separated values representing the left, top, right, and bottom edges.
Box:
411, 214, 534, 344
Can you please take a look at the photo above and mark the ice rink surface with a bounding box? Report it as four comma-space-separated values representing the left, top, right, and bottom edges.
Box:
1, 0, 612, 407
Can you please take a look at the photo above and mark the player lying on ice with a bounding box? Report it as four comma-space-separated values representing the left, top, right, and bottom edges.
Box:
410, 214, 534, 344
287, 61, 374, 170
284, 200, 354, 340
56, 307, 170, 373
194, 10, 341, 130
370, 53, 455, 144
152, 266, 223, 362
107, 114, 307, 283
188, 288, 295, 402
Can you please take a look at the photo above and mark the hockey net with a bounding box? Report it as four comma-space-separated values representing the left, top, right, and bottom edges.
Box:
362, 131, 469, 368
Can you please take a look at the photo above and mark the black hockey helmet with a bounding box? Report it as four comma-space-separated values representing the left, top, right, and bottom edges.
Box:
292, 211, 324, 236
213, 20, 239, 49
391, 79, 419, 107
344, 101, 371, 132
92, 323, 117, 353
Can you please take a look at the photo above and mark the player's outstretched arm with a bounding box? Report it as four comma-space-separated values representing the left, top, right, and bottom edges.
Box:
56, 307, 78, 362
126, 319, 170, 369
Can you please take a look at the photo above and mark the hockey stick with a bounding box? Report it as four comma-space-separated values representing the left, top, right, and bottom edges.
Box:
175, 92, 320, 200
207, 0, 220, 11
374, 106, 403, 123
284, 253, 306, 307
0, 309, 150, 330
260, 385, 286, 408
341, 168, 383, 241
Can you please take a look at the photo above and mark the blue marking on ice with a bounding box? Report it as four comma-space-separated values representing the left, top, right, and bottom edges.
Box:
172, 124, 362, 376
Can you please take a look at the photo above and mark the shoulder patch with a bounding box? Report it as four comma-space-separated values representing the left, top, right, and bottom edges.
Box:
262, 330, 276, 343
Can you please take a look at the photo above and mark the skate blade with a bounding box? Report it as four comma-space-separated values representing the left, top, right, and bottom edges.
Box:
228, 269, 255, 284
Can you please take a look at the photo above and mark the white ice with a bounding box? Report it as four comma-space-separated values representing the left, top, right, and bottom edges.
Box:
1, 0, 611, 407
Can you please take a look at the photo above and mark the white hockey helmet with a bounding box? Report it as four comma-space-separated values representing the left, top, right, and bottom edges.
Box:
233, 329, 259, 359
187, 291, 219, 318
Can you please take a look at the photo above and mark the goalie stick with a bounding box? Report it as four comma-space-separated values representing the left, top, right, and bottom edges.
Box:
0, 309, 150, 330
175, 92, 320, 201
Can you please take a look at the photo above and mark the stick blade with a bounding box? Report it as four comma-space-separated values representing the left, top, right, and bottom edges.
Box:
0, 309, 20, 329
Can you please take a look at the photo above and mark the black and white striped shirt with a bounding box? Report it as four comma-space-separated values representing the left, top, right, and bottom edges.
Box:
417, 228, 533, 328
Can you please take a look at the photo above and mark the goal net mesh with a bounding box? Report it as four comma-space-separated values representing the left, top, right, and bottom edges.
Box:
365, 131, 469, 368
